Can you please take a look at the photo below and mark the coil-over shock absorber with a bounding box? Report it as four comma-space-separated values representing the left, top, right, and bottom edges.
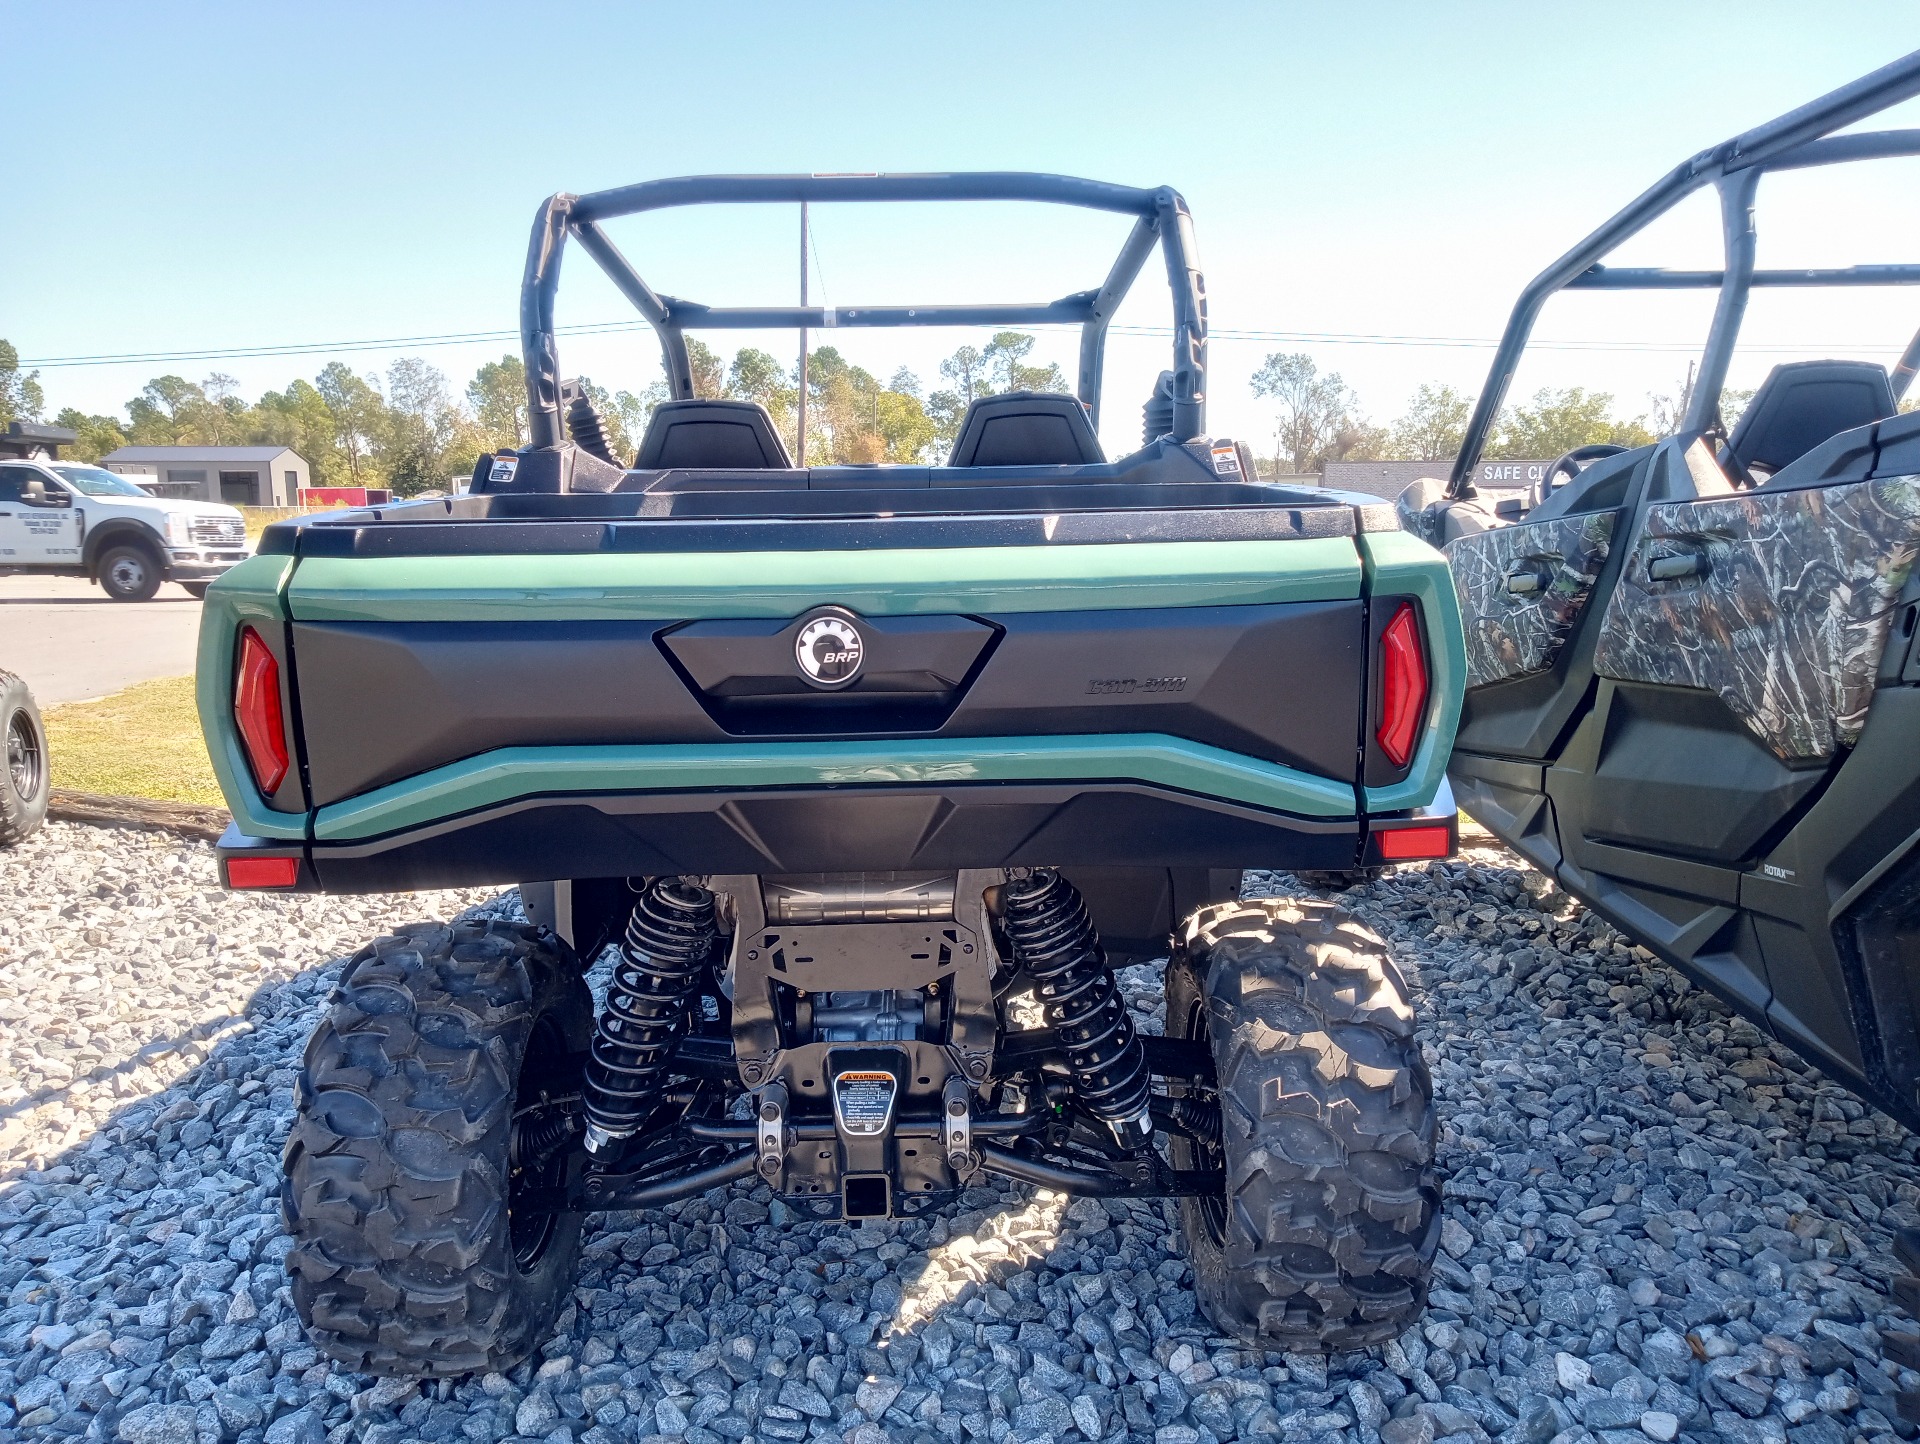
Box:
582, 879, 718, 1155
1001, 869, 1154, 1148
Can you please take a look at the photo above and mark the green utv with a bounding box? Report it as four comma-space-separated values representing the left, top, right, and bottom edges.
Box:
196, 173, 1465, 1374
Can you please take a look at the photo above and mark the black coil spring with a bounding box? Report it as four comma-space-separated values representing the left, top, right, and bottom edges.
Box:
583, 879, 717, 1142
1001, 869, 1152, 1138
513, 1107, 579, 1169
567, 392, 616, 464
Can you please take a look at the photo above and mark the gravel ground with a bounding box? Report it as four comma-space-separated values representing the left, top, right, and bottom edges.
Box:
3, 820, 1920, 1444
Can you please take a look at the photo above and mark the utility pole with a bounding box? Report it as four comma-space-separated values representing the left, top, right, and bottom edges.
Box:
797, 202, 809, 467
1678, 358, 1696, 426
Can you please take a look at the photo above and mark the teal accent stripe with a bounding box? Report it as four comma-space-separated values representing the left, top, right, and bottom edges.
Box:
1359, 530, 1465, 815
286, 537, 1361, 622
195, 554, 306, 840
312, 734, 1360, 841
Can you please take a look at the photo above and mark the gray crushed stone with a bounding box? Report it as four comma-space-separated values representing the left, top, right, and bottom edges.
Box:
2, 819, 1919, 1444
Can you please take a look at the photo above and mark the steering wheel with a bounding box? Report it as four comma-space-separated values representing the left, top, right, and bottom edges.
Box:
1537, 443, 1628, 505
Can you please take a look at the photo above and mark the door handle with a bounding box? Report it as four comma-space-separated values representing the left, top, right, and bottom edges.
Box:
1504, 556, 1558, 595
1648, 551, 1709, 581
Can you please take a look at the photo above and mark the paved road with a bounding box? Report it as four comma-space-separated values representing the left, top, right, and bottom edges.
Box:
0, 574, 203, 705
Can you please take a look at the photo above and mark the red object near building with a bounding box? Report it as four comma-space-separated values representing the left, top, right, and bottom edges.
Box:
298, 486, 391, 507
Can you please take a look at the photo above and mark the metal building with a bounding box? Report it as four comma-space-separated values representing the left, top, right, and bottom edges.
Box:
100, 445, 310, 505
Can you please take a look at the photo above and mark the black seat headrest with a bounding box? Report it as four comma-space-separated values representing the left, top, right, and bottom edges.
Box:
1725, 360, 1894, 478
635, 399, 792, 470
947, 391, 1105, 468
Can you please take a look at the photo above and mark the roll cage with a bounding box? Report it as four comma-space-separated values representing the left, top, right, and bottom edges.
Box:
519, 173, 1209, 453
1449, 47, 1920, 498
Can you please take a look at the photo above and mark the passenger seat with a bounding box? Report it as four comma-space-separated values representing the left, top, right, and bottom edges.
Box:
1724, 360, 1895, 484
947, 392, 1105, 467
634, 399, 792, 470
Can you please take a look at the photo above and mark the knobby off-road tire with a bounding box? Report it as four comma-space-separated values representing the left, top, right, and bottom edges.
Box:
282, 919, 594, 1376
0, 671, 50, 845
1167, 898, 1439, 1350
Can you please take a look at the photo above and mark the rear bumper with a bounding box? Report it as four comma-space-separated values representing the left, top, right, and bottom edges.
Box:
214, 777, 1467, 893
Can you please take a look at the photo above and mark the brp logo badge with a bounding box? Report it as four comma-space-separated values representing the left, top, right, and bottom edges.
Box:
794, 609, 865, 689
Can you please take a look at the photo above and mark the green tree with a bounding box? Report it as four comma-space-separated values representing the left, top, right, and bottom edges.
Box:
685, 338, 726, 399
928, 346, 991, 448
872, 388, 936, 462
316, 363, 388, 484
728, 347, 795, 413
605, 389, 652, 459
723, 347, 799, 455
52, 408, 128, 462
0, 341, 45, 426
1251, 352, 1362, 474
381, 357, 461, 495
1488, 386, 1654, 459
1387, 383, 1472, 461
125, 375, 203, 444
467, 355, 528, 448
255, 379, 347, 485
982, 332, 1068, 395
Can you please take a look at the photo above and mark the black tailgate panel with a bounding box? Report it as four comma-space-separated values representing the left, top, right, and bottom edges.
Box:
292, 600, 1364, 806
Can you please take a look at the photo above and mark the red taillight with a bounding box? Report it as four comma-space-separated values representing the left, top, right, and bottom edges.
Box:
227, 855, 299, 889
234, 626, 289, 795
1375, 602, 1428, 769
1376, 824, 1452, 861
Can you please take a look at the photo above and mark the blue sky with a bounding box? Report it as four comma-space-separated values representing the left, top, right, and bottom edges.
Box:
6, 2, 1920, 455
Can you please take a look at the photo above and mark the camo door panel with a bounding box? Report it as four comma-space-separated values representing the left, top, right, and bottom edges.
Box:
1445, 511, 1618, 690
1592, 475, 1920, 761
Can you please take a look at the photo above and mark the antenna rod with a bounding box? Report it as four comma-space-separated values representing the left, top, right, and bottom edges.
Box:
797, 201, 810, 466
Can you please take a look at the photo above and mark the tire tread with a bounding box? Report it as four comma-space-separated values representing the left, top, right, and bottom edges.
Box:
281, 918, 589, 1376
1171, 897, 1439, 1351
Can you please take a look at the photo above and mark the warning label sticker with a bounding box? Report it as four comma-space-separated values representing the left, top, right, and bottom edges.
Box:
1209, 444, 1242, 476
833, 1071, 898, 1136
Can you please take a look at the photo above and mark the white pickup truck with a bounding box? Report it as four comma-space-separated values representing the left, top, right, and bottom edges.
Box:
0, 459, 249, 601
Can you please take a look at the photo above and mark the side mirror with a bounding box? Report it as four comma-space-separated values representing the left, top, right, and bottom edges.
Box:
22, 479, 45, 501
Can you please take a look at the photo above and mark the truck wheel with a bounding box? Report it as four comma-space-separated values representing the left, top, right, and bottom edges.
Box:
282, 919, 594, 1376
97, 544, 162, 602
1167, 898, 1439, 1351
0, 671, 50, 846
179, 582, 210, 599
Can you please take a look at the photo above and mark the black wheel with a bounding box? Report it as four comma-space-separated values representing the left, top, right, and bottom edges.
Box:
97, 544, 162, 602
1167, 898, 1439, 1351
0, 671, 50, 846
179, 582, 210, 599
282, 919, 593, 1377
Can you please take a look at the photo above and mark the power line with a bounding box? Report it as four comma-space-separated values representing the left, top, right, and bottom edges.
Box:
18, 318, 1907, 371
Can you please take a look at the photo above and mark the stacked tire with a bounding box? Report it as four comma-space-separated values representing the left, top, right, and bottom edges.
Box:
0, 670, 48, 845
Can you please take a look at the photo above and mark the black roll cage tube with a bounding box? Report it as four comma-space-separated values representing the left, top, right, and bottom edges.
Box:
1449, 49, 1920, 499
520, 173, 1209, 453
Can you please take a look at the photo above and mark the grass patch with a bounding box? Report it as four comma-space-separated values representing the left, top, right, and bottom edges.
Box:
44, 674, 226, 806
239, 504, 333, 540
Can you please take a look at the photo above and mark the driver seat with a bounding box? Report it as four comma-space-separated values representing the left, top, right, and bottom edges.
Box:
1723, 360, 1894, 484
